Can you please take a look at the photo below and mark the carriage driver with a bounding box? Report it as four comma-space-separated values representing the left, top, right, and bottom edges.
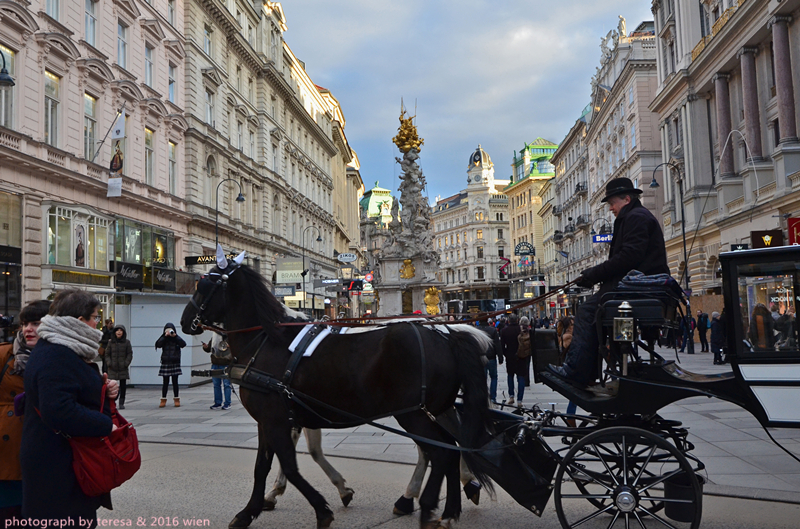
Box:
548, 177, 670, 386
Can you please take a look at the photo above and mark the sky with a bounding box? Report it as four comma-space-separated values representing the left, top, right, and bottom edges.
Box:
280, 0, 655, 203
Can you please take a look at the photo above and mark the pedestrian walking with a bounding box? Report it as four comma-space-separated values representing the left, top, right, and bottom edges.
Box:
697, 310, 709, 352
105, 324, 133, 409
0, 300, 49, 519
21, 289, 120, 526
499, 314, 523, 406
478, 318, 501, 406
710, 311, 725, 365
203, 333, 232, 410
155, 322, 186, 408
679, 315, 696, 354
98, 318, 114, 373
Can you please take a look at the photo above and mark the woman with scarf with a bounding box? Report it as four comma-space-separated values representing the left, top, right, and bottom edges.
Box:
20, 290, 119, 526
105, 324, 133, 409
0, 300, 50, 519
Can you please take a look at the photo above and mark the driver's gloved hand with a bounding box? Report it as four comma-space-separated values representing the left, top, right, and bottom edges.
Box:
575, 275, 594, 288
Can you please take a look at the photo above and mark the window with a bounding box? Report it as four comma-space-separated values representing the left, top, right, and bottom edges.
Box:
46, 0, 59, 20
167, 0, 175, 25
0, 46, 14, 129
457, 249, 461, 260
203, 25, 213, 57
85, 0, 97, 46
168, 141, 177, 195
117, 22, 127, 69
477, 229, 483, 240
144, 45, 154, 87
498, 247, 504, 258
631, 124, 637, 148
477, 247, 484, 259
83, 94, 96, 160
44, 71, 60, 147
249, 130, 254, 158
477, 267, 485, 280
248, 24, 254, 47
237, 121, 243, 150
205, 90, 214, 124
235, 66, 241, 92
144, 128, 155, 185
47, 207, 110, 270
248, 78, 253, 101
621, 137, 626, 153
498, 229, 503, 240
168, 64, 176, 103
456, 233, 460, 244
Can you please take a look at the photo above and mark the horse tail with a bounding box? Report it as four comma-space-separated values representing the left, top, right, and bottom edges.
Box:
448, 329, 494, 492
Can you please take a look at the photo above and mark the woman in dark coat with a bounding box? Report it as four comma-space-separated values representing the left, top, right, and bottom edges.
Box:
105, 324, 133, 409
21, 289, 118, 526
155, 322, 185, 408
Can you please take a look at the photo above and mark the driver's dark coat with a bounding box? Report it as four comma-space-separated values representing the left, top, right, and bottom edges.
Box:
581, 199, 669, 296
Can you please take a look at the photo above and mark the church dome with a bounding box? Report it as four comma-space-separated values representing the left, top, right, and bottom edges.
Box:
468, 145, 492, 169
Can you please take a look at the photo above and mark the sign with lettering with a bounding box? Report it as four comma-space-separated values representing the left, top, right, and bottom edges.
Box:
276, 258, 304, 284
336, 252, 358, 263
153, 267, 176, 291
0, 245, 22, 264
525, 280, 547, 287
314, 278, 340, 288
274, 285, 296, 297
114, 262, 144, 289
592, 234, 613, 243
751, 230, 784, 249
789, 218, 800, 245
184, 254, 236, 266
514, 242, 535, 256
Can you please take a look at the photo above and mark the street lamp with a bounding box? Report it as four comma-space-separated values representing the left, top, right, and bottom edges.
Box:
215, 178, 246, 248
301, 225, 323, 314
651, 161, 693, 352
589, 218, 613, 236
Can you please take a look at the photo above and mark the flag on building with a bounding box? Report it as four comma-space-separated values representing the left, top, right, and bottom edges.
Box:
110, 113, 125, 139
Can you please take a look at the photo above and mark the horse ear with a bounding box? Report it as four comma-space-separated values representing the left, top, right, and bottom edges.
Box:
233, 250, 246, 265
216, 244, 229, 269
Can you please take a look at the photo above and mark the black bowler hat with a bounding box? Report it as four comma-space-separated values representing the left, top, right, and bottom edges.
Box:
601, 177, 643, 203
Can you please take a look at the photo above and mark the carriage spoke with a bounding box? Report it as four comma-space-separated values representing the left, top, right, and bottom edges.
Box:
622, 436, 629, 485
568, 504, 615, 528
561, 494, 614, 500
632, 445, 658, 487
633, 510, 646, 529
566, 464, 615, 492
638, 468, 682, 493
638, 505, 681, 529
592, 444, 620, 487
625, 512, 630, 529
605, 511, 620, 529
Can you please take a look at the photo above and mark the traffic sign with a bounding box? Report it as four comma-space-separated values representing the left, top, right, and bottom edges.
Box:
364, 272, 374, 282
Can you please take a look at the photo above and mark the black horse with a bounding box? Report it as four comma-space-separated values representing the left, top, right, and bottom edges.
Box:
180, 258, 494, 529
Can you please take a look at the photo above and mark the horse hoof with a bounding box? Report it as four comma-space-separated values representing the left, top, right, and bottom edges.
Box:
262, 499, 276, 511
437, 519, 454, 529
393, 496, 414, 516
463, 480, 481, 505
316, 513, 334, 528
228, 514, 252, 528
341, 488, 354, 507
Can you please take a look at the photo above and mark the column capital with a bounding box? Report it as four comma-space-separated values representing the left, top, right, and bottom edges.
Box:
768, 15, 793, 29
737, 46, 759, 59
712, 72, 730, 83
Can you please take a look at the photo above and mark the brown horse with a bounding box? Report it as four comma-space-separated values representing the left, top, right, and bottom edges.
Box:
180, 256, 493, 528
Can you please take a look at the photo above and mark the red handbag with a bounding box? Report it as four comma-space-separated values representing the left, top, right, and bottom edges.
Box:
38, 383, 142, 496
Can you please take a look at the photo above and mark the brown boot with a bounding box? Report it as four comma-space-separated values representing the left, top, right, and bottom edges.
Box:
174, 397, 181, 407
159, 398, 167, 408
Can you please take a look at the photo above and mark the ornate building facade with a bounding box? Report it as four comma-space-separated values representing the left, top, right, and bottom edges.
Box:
505, 138, 557, 303
651, 0, 800, 302
431, 146, 510, 302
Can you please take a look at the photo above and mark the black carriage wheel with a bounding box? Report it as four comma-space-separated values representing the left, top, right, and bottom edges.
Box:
554, 426, 702, 529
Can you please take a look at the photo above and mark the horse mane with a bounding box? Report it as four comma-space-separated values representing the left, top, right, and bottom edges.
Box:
233, 264, 289, 337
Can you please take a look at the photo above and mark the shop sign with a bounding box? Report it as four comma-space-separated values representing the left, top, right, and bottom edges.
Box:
361, 293, 375, 303
789, 218, 800, 245
274, 285, 295, 297
751, 230, 784, 249
184, 254, 236, 266
592, 234, 613, 243
276, 258, 304, 283
514, 242, 535, 256
115, 262, 144, 289
524, 292, 534, 298
52, 270, 111, 287
0, 245, 22, 264
337, 252, 357, 263
732, 243, 749, 251
153, 267, 176, 292
525, 280, 546, 287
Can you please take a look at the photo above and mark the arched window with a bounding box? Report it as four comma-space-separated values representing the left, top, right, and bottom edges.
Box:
272, 194, 281, 236
205, 156, 217, 206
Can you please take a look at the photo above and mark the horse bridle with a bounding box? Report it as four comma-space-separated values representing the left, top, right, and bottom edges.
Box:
190, 265, 240, 332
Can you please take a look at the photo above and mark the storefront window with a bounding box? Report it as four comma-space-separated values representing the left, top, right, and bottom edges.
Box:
0, 192, 21, 247
46, 206, 111, 270
124, 224, 142, 263
115, 218, 175, 270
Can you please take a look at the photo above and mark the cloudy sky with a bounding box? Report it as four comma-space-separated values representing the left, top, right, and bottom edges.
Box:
280, 1, 654, 202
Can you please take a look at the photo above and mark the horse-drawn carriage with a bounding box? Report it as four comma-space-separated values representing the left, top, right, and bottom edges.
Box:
182, 245, 800, 529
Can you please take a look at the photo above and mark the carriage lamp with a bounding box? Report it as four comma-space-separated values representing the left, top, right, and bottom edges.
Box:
614, 301, 635, 342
